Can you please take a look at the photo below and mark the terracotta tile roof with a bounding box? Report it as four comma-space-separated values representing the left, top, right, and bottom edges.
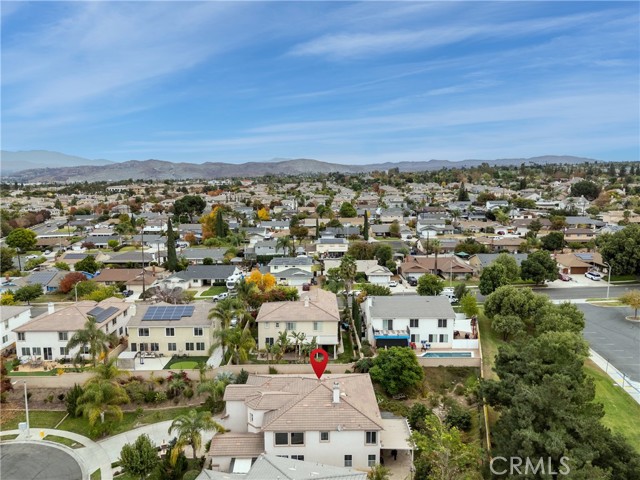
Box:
228, 374, 383, 433
14, 298, 129, 332
255, 289, 339, 323
209, 433, 264, 457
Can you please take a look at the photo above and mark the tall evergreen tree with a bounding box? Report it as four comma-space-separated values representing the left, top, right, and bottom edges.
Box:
363, 210, 369, 240
215, 208, 225, 238
166, 219, 178, 272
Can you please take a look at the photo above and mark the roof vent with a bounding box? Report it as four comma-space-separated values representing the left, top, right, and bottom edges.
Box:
332, 382, 340, 404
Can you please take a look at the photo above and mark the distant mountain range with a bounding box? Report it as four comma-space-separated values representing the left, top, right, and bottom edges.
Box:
1, 150, 602, 182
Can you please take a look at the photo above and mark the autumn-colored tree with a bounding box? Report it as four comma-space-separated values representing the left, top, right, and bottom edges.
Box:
200, 205, 228, 240
58, 272, 88, 293
245, 269, 276, 292
257, 207, 270, 221
184, 232, 197, 246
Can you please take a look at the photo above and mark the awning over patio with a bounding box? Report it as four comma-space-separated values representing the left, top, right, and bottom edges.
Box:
380, 417, 413, 451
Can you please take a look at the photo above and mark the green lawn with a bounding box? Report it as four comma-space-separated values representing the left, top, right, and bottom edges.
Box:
336, 331, 355, 363
585, 361, 640, 452
1, 407, 204, 440
477, 310, 502, 380
199, 285, 226, 297
44, 434, 84, 448
90, 470, 102, 480
1, 410, 67, 431
610, 275, 639, 282
0, 434, 18, 440
163, 356, 209, 370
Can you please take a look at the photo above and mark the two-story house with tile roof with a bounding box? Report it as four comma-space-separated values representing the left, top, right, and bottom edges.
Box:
14, 298, 132, 362
210, 374, 411, 472
255, 288, 339, 357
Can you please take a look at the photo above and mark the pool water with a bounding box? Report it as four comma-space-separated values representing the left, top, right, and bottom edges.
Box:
421, 351, 473, 358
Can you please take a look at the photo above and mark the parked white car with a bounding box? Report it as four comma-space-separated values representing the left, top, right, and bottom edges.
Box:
585, 271, 602, 281
212, 292, 229, 302
388, 281, 398, 287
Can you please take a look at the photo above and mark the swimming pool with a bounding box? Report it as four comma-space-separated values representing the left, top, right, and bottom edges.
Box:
421, 351, 473, 358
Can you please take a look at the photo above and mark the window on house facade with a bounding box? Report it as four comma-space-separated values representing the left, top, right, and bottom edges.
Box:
168, 343, 177, 352
17, 332, 25, 341
60, 347, 69, 356
290, 432, 304, 445
383, 319, 393, 330
265, 337, 274, 346
186, 343, 194, 351
150, 343, 159, 351
368, 455, 377, 467
365, 431, 378, 445
119, 327, 123, 335
438, 319, 448, 328
166, 328, 175, 336
411, 334, 420, 343
22, 347, 31, 356
58, 332, 68, 341
344, 455, 353, 467
264, 322, 269, 329
320, 431, 329, 442
111, 318, 116, 326
81, 346, 90, 354
249, 413, 254, 422
138, 328, 149, 337
291, 455, 305, 461
313, 322, 321, 331
286, 322, 296, 331
196, 342, 205, 351
131, 343, 137, 352
439, 334, 448, 343
32, 347, 42, 356
194, 327, 203, 336
275, 433, 288, 445
1, 335, 7, 344
410, 318, 419, 328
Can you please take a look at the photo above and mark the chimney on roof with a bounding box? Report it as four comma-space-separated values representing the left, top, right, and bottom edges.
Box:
304, 296, 309, 308
332, 382, 340, 404
47, 302, 55, 315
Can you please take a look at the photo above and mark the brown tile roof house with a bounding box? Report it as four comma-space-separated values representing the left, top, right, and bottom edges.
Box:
400, 255, 473, 278
210, 374, 402, 472
255, 288, 339, 324
92, 268, 158, 287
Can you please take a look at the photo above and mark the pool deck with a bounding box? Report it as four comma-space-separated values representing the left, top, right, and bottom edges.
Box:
414, 348, 482, 367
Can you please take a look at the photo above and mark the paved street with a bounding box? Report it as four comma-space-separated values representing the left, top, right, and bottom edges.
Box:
0, 442, 85, 480
476, 284, 639, 302
578, 304, 640, 382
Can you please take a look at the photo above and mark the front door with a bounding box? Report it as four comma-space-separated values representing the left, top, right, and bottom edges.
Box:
43, 347, 52, 360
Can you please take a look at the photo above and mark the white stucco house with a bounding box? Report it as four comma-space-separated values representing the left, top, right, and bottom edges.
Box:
1, 306, 32, 354
365, 265, 393, 285
14, 298, 132, 362
208, 374, 412, 472
362, 296, 455, 348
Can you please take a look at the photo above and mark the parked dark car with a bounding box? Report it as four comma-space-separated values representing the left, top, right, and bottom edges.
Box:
123, 290, 134, 297
407, 277, 418, 286
302, 283, 311, 291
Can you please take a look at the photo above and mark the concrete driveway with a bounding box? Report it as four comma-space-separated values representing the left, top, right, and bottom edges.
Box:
578, 304, 640, 382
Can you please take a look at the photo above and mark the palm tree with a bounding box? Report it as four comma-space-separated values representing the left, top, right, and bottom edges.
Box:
234, 279, 256, 305
197, 378, 227, 411
67, 316, 118, 367
289, 331, 306, 359
276, 330, 290, 354
276, 236, 292, 256
76, 378, 129, 425
168, 409, 225, 459
87, 358, 128, 384
338, 255, 362, 356
300, 336, 317, 363
225, 327, 256, 365
430, 239, 441, 274
212, 327, 233, 362
209, 299, 243, 330
167, 374, 188, 398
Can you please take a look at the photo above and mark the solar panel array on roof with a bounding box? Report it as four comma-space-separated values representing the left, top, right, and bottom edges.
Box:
95, 306, 119, 323
142, 305, 195, 321
87, 307, 104, 317
27, 271, 58, 285
575, 253, 594, 261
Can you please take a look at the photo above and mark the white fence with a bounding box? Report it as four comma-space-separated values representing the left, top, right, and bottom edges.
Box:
452, 339, 479, 349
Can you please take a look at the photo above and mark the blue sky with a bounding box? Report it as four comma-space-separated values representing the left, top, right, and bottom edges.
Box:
2, 1, 639, 164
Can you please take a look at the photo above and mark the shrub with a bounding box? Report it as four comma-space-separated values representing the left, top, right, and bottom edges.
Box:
65, 384, 84, 417
408, 402, 431, 432
454, 384, 465, 396
183, 387, 194, 399
445, 403, 472, 431
353, 357, 374, 373
154, 391, 167, 403
144, 390, 157, 403
268, 366, 279, 374
234, 369, 249, 384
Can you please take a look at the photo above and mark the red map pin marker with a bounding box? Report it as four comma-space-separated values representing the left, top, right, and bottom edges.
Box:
310, 348, 329, 379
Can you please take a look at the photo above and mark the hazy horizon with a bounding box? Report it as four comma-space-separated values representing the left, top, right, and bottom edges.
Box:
2, 2, 639, 164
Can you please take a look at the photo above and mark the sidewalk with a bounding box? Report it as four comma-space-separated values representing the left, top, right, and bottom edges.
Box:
1, 416, 227, 479
590, 348, 640, 405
